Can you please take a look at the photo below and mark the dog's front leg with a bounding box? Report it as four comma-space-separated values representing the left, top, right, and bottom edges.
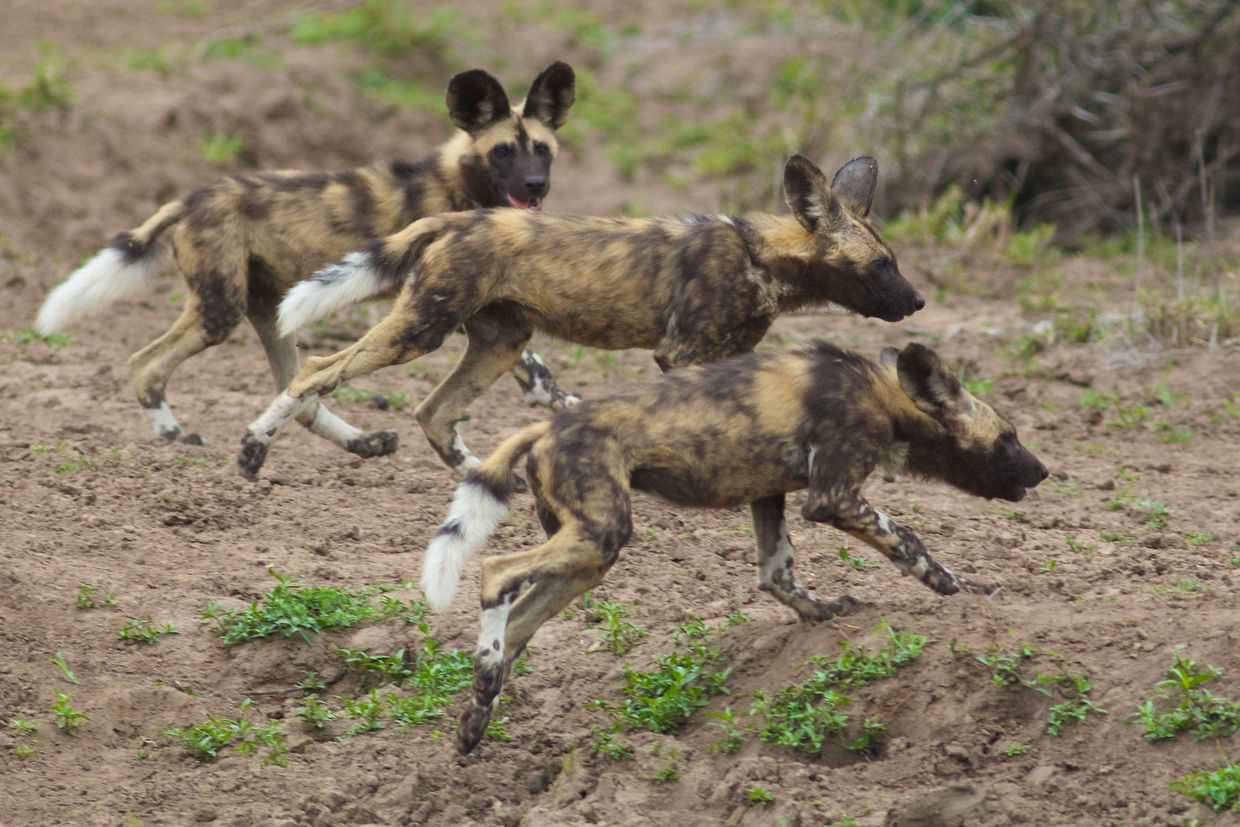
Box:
752, 494, 862, 621
803, 490, 961, 596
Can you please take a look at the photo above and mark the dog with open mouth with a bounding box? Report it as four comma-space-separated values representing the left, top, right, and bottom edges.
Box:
34, 61, 578, 452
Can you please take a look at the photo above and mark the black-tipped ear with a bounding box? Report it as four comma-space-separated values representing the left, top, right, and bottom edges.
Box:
523, 61, 575, 130
446, 69, 512, 134
783, 154, 831, 232
830, 156, 878, 217
897, 343, 963, 417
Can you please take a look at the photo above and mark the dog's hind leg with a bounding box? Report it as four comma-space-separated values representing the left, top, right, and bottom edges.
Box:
239, 297, 457, 479
459, 524, 618, 755
510, 350, 580, 411
128, 296, 241, 445
250, 313, 399, 461
752, 494, 862, 621
415, 303, 532, 476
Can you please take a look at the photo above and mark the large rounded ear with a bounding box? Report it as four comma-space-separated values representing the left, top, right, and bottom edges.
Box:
783, 154, 832, 232
830, 156, 878, 217
522, 61, 575, 130
896, 343, 965, 419
446, 69, 512, 134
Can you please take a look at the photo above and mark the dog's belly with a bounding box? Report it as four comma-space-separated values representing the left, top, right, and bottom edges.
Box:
631, 440, 809, 509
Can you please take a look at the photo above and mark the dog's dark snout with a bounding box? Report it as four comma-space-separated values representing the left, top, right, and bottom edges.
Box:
1038, 463, 1050, 481
525, 176, 547, 195
913, 293, 926, 311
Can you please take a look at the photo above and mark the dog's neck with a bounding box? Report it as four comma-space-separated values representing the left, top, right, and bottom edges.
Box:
435, 131, 503, 211
740, 214, 851, 313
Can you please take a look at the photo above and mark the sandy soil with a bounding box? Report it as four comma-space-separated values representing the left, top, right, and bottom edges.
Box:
1, 3, 1238, 826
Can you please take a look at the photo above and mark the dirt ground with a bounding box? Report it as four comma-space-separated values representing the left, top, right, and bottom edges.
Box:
1, 3, 1239, 826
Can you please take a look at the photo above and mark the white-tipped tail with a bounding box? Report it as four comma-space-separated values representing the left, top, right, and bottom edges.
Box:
36, 248, 161, 334
421, 481, 510, 612
277, 251, 382, 337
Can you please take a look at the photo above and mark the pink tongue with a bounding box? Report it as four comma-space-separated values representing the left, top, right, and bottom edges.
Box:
506, 193, 530, 209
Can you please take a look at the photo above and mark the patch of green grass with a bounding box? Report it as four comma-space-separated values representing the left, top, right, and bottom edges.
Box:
1172, 764, 1240, 812
124, 48, 172, 75
1132, 652, 1240, 742
164, 700, 287, 765
12, 327, 71, 346
50, 651, 78, 685
744, 785, 775, 804
1185, 531, 1215, 547
118, 617, 178, 645
594, 600, 646, 655
9, 718, 38, 736
354, 68, 444, 114
1003, 741, 1029, 757
342, 689, 386, 736
159, 0, 210, 17
296, 671, 326, 694
339, 647, 413, 687
752, 626, 924, 755
201, 134, 243, 165
331, 384, 411, 410
705, 707, 746, 754
295, 694, 334, 730
962, 376, 993, 397
591, 726, 632, 761
1046, 678, 1106, 736
52, 692, 88, 734
725, 610, 750, 627
204, 572, 377, 644
202, 35, 277, 66
291, 1, 459, 61
14, 744, 34, 759
837, 546, 871, 571
1155, 421, 1193, 444
617, 647, 730, 734
76, 582, 117, 609
380, 640, 474, 729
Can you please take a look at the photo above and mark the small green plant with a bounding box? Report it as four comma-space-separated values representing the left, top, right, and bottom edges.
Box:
118, 617, 177, 645
1003, 742, 1029, 757
653, 762, 680, 783
50, 652, 79, 685
591, 726, 632, 761
837, 546, 871, 571
378, 595, 428, 627
9, 718, 38, 736
484, 715, 512, 742
1047, 683, 1107, 736
1185, 531, 1216, 546
615, 622, 731, 734
14, 743, 34, 759
13, 327, 72, 347
342, 690, 386, 736
1132, 652, 1240, 741
296, 672, 326, 694
205, 571, 376, 644
76, 582, 116, 609
290, 0, 459, 60
705, 707, 746, 754
339, 647, 413, 687
1172, 764, 1240, 812
595, 600, 646, 655
752, 627, 924, 755
295, 694, 334, 730
826, 819, 858, 827
52, 693, 88, 734
725, 610, 750, 627
201, 134, 243, 164
962, 376, 993, 397
164, 700, 287, 765
744, 785, 775, 804
382, 639, 474, 728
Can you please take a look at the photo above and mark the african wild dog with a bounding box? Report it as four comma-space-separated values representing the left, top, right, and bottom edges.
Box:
34, 62, 577, 450
238, 153, 925, 479
419, 340, 1048, 753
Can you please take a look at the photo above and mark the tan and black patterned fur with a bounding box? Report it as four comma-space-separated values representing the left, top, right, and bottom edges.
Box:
240, 154, 926, 478
425, 341, 1048, 753
35, 62, 577, 451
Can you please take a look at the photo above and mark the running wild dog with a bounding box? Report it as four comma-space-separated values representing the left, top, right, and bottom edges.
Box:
420, 340, 1048, 754
35, 62, 577, 449
239, 154, 925, 478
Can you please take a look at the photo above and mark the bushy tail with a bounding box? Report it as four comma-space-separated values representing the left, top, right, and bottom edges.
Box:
277, 216, 446, 337
36, 199, 186, 334
421, 420, 552, 611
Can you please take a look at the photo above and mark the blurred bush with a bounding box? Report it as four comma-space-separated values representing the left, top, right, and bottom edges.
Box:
869, 0, 1240, 239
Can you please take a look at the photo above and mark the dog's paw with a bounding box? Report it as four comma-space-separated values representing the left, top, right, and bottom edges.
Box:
237, 435, 269, 481
346, 430, 400, 459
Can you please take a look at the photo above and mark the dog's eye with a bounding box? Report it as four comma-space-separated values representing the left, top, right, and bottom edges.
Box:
490, 144, 514, 159
533, 142, 551, 157
871, 256, 891, 271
